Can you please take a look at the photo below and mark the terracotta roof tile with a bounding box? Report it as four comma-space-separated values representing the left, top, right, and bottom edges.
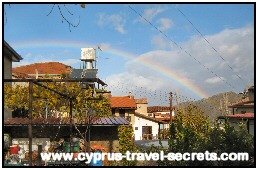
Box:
12, 62, 72, 75
226, 113, 254, 119
110, 96, 137, 109
228, 100, 254, 108
148, 106, 176, 113
219, 113, 254, 119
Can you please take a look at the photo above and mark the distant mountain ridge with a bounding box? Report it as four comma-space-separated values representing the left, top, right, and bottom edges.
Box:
176, 91, 242, 120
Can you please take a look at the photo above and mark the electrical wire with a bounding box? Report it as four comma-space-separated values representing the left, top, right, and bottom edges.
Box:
128, 5, 236, 90
172, 4, 243, 81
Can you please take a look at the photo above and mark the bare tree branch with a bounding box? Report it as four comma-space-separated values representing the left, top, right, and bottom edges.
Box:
64, 4, 74, 15
47, 4, 81, 32
46, 4, 55, 16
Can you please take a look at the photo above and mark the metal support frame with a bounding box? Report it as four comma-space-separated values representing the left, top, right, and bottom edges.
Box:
4, 78, 108, 166
29, 82, 33, 166
4, 78, 107, 86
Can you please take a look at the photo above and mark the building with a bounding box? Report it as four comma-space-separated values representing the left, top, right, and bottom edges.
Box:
110, 95, 137, 123
12, 62, 73, 79
4, 41, 23, 119
228, 86, 254, 115
110, 95, 165, 140
134, 112, 164, 140
135, 98, 148, 115
218, 86, 254, 135
4, 117, 130, 166
147, 106, 176, 130
4, 41, 23, 80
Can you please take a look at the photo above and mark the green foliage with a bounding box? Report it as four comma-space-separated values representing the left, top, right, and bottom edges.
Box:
154, 104, 254, 167
4, 82, 112, 119
205, 120, 254, 166
118, 126, 138, 166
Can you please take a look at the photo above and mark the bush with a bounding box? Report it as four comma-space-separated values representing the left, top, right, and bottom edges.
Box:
155, 105, 254, 167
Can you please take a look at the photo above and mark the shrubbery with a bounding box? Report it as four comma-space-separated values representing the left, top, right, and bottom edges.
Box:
152, 105, 254, 167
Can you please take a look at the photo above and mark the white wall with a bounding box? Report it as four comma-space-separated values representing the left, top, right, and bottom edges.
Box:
134, 115, 159, 140
12, 138, 50, 152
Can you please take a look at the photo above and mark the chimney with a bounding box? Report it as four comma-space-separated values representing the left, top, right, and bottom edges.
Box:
129, 91, 133, 99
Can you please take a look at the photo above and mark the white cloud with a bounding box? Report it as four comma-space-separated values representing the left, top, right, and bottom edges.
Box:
151, 35, 167, 49
60, 59, 80, 67
133, 6, 166, 24
143, 7, 166, 22
99, 42, 111, 51
13, 61, 33, 68
157, 18, 173, 31
105, 25, 254, 104
12, 56, 80, 69
25, 53, 32, 59
205, 77, 226, 84
98, 13, 127, 34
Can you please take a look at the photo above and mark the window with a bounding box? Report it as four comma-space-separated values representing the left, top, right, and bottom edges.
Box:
112, 109, 116, 115
119, 109, 125, 117
135, 127, 138, 130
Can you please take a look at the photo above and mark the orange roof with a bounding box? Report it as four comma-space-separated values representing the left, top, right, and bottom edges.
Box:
228, 100, 254, 108
110, 96, 137, 109
148, 106, 176, 113
219, 113, 254, 119
12, 62, 72, 75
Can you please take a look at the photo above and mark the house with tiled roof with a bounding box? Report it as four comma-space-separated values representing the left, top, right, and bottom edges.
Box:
147, 106, 176, 130
110, 95, 137, 123
110, 95, 167, 140
12, 62, 73, 79
228, 86, 254, 115
218, 86, 254, 135
134, 112, 165, 140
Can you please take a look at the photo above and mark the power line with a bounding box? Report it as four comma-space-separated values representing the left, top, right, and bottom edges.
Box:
128, 5, 236, 90
173, 4, 243, 82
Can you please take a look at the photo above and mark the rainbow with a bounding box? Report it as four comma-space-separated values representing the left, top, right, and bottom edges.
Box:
11, 40, 209, 99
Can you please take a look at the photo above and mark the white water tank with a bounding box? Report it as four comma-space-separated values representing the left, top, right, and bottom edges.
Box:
81, 48, 96, 61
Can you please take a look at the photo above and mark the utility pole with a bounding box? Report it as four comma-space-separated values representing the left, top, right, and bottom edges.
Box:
169, 92, 173, 123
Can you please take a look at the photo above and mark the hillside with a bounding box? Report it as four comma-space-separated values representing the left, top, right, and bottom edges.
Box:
176, 91, 242, 120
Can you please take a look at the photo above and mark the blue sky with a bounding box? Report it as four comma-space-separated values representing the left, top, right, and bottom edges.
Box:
4, 3, 254, 105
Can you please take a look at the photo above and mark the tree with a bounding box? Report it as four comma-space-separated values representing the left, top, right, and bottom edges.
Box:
154, 104, 254, 167
4, 82, 111, 120
117, 126, 138, 166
